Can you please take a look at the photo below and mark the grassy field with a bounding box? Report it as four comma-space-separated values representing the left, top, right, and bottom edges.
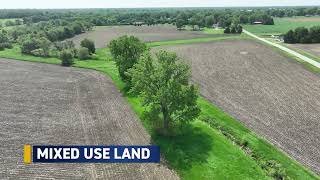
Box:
202, 28, 224, 34
0, 18, 21, 23
0, 38, 318, 179
147, 35, 244, 47
244, 16, 320, 36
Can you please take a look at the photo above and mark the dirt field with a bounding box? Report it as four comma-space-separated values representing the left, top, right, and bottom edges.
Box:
0, 59, 178, 179
69, 25, 217, 48
152, 40, 320, 174
288, 43, 320, 57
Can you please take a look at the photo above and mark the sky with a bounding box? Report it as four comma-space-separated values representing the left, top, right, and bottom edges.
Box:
1, 0, 320, 9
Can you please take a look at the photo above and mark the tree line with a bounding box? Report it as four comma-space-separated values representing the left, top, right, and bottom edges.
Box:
2, 7, 320, 29
175, 10, 274, 31
284, 26, 320, 44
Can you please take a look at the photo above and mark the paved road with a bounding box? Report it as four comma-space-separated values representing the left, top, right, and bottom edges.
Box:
243, 30, 320, 69
0, 59, 178, 179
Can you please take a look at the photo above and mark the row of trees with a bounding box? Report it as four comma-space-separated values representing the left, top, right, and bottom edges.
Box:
175, 11, 273, 30
8, 19, 93, 43
284, 26, 320, 44
109, 36, 200, 134
224, 24, 243, 34
2, 7, 320, 32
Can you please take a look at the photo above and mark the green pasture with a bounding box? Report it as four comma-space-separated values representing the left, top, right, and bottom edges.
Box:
244, 16, 320, 36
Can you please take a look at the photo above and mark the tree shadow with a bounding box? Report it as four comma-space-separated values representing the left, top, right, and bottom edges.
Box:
152, 124, 213, 172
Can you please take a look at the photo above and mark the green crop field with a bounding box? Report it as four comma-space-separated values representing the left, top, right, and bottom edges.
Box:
243, 16, 320, 36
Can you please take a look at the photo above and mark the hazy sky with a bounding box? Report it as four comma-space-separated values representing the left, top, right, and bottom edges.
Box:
1, 0, 320, 9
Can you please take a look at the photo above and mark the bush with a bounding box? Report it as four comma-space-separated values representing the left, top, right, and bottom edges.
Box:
230, 26, 237, 33
0, 43, 13, 50
31, 49, 46, 57
224, 27, 230, 34
21, 39, 40, 54
54, 40, 75, 51
60, 50, 74, 66
260, 160, 287, 180
80, 38, 95, 54
78, 47, 90, 60
236, 25, 243, 33
284, 26, 320, 44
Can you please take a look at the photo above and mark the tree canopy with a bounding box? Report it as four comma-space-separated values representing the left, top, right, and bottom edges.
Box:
128, 51, 200, 133
109, 35, 147, 85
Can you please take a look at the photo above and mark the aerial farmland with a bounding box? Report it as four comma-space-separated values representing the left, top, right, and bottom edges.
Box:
0, 3, 320, 180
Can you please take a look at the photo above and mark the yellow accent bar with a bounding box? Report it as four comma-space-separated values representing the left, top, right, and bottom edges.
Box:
24, 144, 31, 164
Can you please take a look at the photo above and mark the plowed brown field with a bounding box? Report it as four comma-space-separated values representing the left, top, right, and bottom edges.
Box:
69, 25, 218, 48
288, 43, 320, 58
0, 59, 178, 179
153, 40, 320, 174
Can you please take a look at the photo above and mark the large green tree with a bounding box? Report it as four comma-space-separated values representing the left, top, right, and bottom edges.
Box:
80, 38, 95, 54
109, 35, 146, 85
128, 51, 200, 133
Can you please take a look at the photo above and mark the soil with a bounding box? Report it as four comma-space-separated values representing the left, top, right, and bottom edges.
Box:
0, 59, 178, 179
69, 25, 218, 48
288, 43, 320, 57
152, 39, 320, 174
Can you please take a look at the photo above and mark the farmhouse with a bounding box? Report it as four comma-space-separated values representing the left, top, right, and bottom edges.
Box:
133, 22, 144, 26
253, 21, 263, 25
212, 23, 220, 29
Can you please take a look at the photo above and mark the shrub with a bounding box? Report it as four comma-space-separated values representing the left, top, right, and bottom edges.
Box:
224, 27, 230, 34
284, 26, 320, 44
54, 40, 75, 51
78, 47, 90, 60
230, 26, 237, 34
60, 50, 74, 66
21, 39, 40, 54
31, 49, 46, 57
260, 160, 287, 180
236, 25, 243, 34
80, 38, 95, 54
0, 43, 13, 50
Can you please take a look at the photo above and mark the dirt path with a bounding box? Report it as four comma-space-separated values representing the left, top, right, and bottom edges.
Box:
243, 29, 320, 68
0, 59, 178, 179
153, 40, 320, 174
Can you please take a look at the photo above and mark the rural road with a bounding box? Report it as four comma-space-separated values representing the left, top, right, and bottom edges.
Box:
243, 29, 320, 68
0, 59, 178, 179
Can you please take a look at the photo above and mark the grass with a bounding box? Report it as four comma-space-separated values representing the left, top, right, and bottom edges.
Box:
202, 28, 224, 34
147, 35, 245, 47
0, 38, 318, 179
281, 43, 320, 63
244, 16, 320, 36
198, 98, 318, 179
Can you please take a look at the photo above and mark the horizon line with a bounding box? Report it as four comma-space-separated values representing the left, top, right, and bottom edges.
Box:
1, 5, 320, 10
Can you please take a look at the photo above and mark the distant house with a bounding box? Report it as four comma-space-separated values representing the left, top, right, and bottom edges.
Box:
212, 23, 220, 29
133, 22, 144, 26
271, 35, 284, 42
253, 21, 263, 25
